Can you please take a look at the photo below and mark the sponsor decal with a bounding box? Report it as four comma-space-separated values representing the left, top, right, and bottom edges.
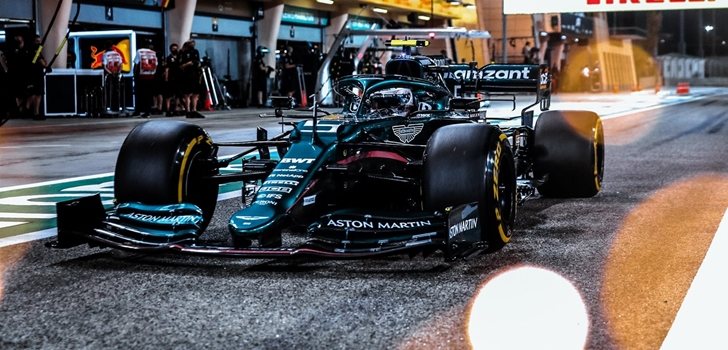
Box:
444, 67, 533, 81
264, 180, 300, 186
272, 168, 308, 173
303, 195, 316, 206
121, 213, 200, 226
235, 215, 269, 221
280, 158, 315, 164
587, 0, 716, 5
484, 67, 532, 80
302, 121, 339, 133
504, 0, 725, 14
443, 69, 481, 80
258, 193, 283, 200
253, 200, 278, 206
259, 186, 293, 194
540, 72, 549, 87
449, 218, 479, 239
392, 123, 424, 144
326, 219, 433, 230
268, 174, 305, 179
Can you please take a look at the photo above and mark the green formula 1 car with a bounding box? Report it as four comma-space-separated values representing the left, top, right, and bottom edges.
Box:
51, 54, 604, 261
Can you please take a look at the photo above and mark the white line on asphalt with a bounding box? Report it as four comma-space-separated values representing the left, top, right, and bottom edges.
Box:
660, 208, 728, 350
601, 94, 711, 120
0, 173, 114, 193
0, 228, 56, 247
0, 221, 27, 230
0, 213, 56, 219
0, 144, 72, 149
0, 191, 242, 248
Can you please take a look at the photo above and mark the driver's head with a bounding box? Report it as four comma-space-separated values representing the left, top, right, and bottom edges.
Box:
370, 88, 414, 116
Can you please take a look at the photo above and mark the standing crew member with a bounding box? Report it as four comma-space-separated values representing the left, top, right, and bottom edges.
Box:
164, 43, 181, 116
280, 46, 298, 101
252, 46, 272, 107
133, 46, 158, 118
7, 34, 32, 116
27, 35, 48, 120
179, 40, 201, 117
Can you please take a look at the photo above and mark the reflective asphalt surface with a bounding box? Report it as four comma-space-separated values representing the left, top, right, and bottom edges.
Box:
0, 92, 727, 349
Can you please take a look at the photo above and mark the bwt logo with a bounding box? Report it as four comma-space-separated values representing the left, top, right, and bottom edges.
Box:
587, 0, 715, 4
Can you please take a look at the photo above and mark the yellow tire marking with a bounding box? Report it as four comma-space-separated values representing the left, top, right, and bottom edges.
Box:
594, 123, 602, 191
178, 136, 202, 202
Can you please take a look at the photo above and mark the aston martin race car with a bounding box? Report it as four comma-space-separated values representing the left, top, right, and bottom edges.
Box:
51, 54, 604, 261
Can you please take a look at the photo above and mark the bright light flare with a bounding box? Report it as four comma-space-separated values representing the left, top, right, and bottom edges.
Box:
467, 265, 589, 350
601, 174, 728, 349
418, 15, 431, 21
0, 244, 29, 302
373, 7, 388, 14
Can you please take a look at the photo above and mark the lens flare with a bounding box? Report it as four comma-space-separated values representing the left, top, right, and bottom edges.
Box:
0, 243, 28, 302
467, 265, 589, 350
602, 174, 728, 349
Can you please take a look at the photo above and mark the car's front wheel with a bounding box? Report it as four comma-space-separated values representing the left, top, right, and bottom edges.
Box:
114, 120, 219, 229
423, 123, 517, 253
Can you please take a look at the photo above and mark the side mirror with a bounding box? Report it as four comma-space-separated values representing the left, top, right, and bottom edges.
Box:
271, 96, 293, 109
449, 97, 480, 110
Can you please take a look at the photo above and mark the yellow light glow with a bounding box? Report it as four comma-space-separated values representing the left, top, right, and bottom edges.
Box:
0, 243, 28, 302
601, 174, 728, 349
467, 265, 589, 350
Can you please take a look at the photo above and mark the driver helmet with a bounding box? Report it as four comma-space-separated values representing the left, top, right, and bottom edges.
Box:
370, 88, 414, 116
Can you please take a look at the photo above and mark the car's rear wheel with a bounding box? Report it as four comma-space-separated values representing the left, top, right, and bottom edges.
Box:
114, 121, 218, 228
534, 110, 604, 197
423, 123, 517, 253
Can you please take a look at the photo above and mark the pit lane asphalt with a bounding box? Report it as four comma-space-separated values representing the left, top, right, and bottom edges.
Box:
1, 95, 727, 349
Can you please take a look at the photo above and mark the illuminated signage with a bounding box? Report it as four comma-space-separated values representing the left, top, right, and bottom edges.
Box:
504, 0, 728, 14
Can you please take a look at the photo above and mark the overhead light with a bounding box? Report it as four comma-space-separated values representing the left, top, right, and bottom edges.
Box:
447, 0, 462, 5
316, 0, 334, 4
463, 3, 476, 9
418, 15, 431, 21
373, 7, 388, 13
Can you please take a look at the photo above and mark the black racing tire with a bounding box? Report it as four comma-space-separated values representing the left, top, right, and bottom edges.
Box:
533, 110, 604, 198
423, 123, 517, 253
114, 121, 218, 228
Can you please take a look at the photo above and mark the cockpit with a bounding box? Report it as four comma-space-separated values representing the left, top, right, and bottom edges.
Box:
333, 75, 450, 120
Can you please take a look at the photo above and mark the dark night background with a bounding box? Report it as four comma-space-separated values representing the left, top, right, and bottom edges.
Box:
608, 9, 728, 56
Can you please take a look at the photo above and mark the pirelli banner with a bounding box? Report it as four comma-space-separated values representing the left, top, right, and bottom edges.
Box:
504, 0, 728, 14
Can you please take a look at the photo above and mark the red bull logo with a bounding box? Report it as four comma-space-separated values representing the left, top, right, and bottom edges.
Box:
89, 39, 131, 72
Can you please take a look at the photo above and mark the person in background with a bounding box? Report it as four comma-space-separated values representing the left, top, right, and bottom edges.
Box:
26, 35, 48, 120
280, 46, 297, 101
179, 40, 202, 117
152, 50, 165, 114
7, 34, 32, 117
522, 41, 532, 64
133, 45, 158, 118
252, 46, 273, 107
164, 43, 180, 116
0, 48, 9, 119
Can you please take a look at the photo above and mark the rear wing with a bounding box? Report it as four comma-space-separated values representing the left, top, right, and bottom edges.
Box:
441, 64, 549, 95
440, 63, 551, 113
